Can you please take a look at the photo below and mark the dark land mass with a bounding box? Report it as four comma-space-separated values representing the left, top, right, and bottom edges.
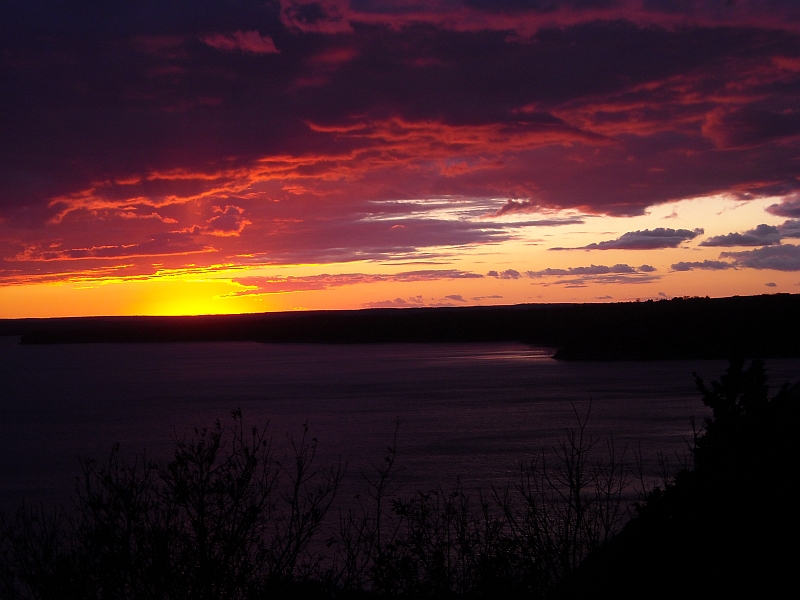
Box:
3, 294, 800, 360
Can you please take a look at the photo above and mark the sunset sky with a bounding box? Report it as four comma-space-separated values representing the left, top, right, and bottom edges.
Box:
2, 0, 800, 318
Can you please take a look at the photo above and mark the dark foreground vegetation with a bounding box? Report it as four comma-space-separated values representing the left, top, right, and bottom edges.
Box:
4, 294, 800, 360
1, 360, 798, 599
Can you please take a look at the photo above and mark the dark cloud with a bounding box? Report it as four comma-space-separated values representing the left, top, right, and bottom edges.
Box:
487, 200, 542, 217
720, 244, 800, 271
703, 107, 800, 149
515, 262, 659, 286
553, 228, 703, 250
487, 269, 522, 279
765, 282, 777, 287
445, 294, 467, 302
362, 296, 425, 308
525, 263, 655, 277
480, 199, 587, 224
767, 197, 800, 218
464, 0, 621, 13
205, 206, 251, 237
779, 219, 800, 238
700, 224, 782, 247
671, 260, 737, 271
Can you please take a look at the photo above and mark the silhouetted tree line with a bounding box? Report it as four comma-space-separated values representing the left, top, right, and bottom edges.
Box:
5, 294, 800, 360
1, 361, 798, 599
557, 359, 800, 598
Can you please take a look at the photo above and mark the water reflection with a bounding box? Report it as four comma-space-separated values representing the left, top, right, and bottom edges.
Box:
1, 342, 798, 511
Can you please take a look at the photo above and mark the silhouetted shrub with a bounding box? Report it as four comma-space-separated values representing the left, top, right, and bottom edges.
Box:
1, 410, 343, 599
9, 360, 789, 599
557, 359, 800, 599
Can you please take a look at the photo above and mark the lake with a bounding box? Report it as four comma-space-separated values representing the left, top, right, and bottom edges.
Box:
2, 340, 799, 511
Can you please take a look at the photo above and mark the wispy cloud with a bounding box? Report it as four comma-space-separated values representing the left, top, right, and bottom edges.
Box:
233, 269, 484, 295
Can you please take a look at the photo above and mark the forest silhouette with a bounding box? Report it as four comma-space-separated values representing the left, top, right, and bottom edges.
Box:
1, 360, 798, 598
5, 294, 800, 361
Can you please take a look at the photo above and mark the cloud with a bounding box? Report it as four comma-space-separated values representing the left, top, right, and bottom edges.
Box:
482, 200, 586, 225
525, 263, 655, 277
767, 196, 800, 218
362, 296, 425, 308
699, 224, 782, 247
487, 269, 521, 279
521, 263, 658, 287
487, 199, 541, 217
721, 244, 800, 271
553, 228, 703, 250
778, 219, 800, 238
277, 0, 800, 36
445, 294, 466, 302
205, 205, 251, 236
765, 282, 777, 287
202, 31, 280, 54
702, 106, 800, 149
671, 260, 737, 272
234, 269, 484, 295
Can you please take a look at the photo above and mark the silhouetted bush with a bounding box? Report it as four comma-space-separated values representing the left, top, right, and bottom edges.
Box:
1, 411, 343, 599
5, 360, 794, 599
557, 359, 800, 599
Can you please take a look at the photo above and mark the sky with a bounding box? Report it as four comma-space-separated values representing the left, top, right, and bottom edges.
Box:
2, 0, 800, 318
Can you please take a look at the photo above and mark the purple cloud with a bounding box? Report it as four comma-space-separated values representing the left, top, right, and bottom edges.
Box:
525, 263, 656, 277
767, 196, 800, 218
778, 219, 800, 238
553, 228, 703, 250
671, 260, 737, 272
720, 244, 800, 271
700, 224, 782, 247
487, 269, 521, 279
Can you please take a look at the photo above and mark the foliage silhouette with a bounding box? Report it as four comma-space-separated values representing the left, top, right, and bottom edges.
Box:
557, 359, 800, 598
2, 360, 796, 598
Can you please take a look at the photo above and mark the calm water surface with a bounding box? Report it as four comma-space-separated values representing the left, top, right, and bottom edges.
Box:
2, 341, 799, 510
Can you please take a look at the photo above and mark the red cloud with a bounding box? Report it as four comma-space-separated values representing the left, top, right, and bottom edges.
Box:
202, 31, 280, 54
278, 0, 800, 36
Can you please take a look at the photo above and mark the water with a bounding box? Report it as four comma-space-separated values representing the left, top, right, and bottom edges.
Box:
1, 341, 799, 511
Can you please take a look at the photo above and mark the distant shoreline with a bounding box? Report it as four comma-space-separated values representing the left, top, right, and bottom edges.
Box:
3, 294, 800, 361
